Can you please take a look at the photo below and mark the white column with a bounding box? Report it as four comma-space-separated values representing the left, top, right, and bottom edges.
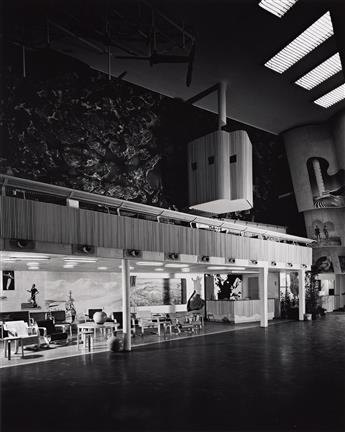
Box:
298, 269, 306, 321
259, 264, 268, 328
121, 258, 132, 351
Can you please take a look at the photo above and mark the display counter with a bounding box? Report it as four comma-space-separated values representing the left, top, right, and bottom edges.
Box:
206, 299, 275, 323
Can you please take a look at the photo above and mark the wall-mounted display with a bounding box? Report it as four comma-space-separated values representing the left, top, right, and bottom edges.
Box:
2, 271, 15, 290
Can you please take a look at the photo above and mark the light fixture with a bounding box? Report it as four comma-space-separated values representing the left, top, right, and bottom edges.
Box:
168, 253, 179, 260
118, 265, 135, 270
9, 255, 50, 261
64, 257, 97, 262
63, 264, 75, 269
287, 262, 293, 267
26, 262, 39, 266
165, 263, 189, 268
136, 261, 163, 266
271, 261, 277, 266
181, 268, 190, 272
97, 266, 108, 270
28, 266, 39, 270
259, 0, 299, 18
207, 266, 230, 271
201, 256, 210, 262
228, 258, 236, 264
314, 83, 345, 108
228, 267, 246, 271
295, 53, 342, 90
250, 260, 258, 265
154, 268, 165, 272
265, 12, 333, 73
301, 264, 308, 268
126, 249, 141, 257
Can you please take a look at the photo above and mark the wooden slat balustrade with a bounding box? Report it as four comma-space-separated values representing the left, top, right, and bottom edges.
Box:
0, 196, 312, 264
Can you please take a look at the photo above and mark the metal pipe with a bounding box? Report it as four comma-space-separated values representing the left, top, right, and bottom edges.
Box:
218, 81, 227, 130
22, 45, 26, 78
108, 45, 111, 80
48, 20, 104, 54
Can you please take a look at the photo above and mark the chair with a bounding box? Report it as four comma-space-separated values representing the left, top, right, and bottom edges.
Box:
30, 311, 47, 324
36, 319, 69, 347
50, 310, 73, 339
87, 309, 103, 321
137, 310, 161, 336
112, 312, 136, 336
3, 320, 40, 357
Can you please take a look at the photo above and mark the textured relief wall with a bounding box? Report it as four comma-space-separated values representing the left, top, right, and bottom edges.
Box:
1, 47, 299, 229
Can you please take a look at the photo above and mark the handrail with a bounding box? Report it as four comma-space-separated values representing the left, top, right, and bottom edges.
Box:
0, 174, 314, 245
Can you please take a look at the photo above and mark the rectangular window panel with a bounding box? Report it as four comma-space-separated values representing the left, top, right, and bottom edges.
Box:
259, 0, 299, 18
295, 53, 342, 90
265, 12, 333, 73
314, 83, 345, 108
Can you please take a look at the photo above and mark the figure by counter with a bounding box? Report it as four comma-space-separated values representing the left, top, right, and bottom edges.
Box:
314, 225, 321, 242
27, 283, 39, 307
323, 224, 329, 240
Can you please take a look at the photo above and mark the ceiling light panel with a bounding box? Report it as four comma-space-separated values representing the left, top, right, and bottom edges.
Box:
295, 53, 342, 90
313, 83, 345, 108
259, 0, 299, 18
265, 12, 334, 73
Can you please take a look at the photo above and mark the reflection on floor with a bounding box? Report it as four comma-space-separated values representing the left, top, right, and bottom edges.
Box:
0, 320, 291, 368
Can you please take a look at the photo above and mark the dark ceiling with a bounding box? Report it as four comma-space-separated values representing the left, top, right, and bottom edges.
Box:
3, 0, 345, 134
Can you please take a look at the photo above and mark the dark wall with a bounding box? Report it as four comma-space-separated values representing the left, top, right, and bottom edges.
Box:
1, 44, 305, 234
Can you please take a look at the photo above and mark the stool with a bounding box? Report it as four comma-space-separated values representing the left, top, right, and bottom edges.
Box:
3, 337, 22, 360
80, 331, 94, 352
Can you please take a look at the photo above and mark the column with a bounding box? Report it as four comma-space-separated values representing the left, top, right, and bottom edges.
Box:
259, 264, 268, 328
298, 269, 306, 321
121, 258, 132, 351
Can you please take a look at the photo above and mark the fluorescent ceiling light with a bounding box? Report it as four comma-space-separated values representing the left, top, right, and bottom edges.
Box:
207, 266, 231, 271
28, 266, 39, 270
265, 12, 333, 73
313, 83, 345, 108
64, 257, 97, 262
181, 268, 190, 272
98, 266, 108, 270
9, 255, 50, 261
259, 0, 299, 18
26, 262, 39, 266
154, 268, 165, 271
136, 261, 163, 266
165, 263, 189, 268
295, 53, 342, 89
63, 264, 75, 269
118, 265, 135, 270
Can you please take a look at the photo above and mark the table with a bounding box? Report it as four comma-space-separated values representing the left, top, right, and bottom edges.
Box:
77, 322, 119, 349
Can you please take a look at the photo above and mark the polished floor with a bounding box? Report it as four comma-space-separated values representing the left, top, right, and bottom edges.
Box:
1, 313, 344, 432
0, 321, 274, 368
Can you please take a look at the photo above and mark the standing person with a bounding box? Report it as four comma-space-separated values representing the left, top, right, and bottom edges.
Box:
27, 283, 39, 307
314, 225, 321, 241
323, 224, 329, 240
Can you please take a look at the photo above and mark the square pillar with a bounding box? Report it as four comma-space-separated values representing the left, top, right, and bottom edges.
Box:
259, 264, 268, 328
121, 258, 132, 351
298, 269, 306, 321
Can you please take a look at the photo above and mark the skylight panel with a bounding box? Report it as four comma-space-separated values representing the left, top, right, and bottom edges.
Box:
259, 0, 299, 18
265, 12, 334, 73
314, 84, 345, 108
295, 53, 342, 90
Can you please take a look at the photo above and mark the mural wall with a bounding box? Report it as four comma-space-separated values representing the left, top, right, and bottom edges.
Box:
0, 270, 203, 316
1, 44, 302, 232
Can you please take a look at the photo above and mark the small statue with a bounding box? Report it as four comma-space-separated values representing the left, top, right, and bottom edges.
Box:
65, 290, 76, 323
27, 283, 39, 307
